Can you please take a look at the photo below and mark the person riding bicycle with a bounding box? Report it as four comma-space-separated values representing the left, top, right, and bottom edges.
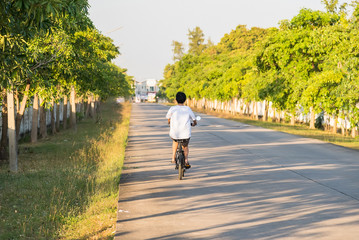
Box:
166, 92, 197, 169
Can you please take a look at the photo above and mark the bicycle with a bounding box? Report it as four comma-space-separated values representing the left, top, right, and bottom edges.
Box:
174, 116, 201, 180
175, 139, 186, 180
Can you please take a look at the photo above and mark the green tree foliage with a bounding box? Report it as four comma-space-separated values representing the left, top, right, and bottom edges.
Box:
289, 8, 340, 29
161, 26, 268, 101
161, 2, 359, 134
187, 26, 206, 55
1, 0, 132, 102
216, 25, 267, 53
172, 40, 185, 61
322, 0, 339, 13
0, 0, 133, 168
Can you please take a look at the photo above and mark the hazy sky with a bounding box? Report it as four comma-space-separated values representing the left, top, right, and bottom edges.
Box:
88, 0, 346, 82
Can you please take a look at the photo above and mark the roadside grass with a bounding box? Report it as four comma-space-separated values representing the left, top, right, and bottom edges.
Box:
193, 107, 359, 151
0, 99, 131, 239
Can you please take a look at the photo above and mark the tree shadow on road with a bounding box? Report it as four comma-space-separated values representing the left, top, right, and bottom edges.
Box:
117, 104, 359, 239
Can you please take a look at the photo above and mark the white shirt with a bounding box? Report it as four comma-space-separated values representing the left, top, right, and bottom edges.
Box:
166, 105, 196, 139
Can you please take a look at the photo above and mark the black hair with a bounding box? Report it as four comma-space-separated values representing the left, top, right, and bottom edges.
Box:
176, 92, 186, 104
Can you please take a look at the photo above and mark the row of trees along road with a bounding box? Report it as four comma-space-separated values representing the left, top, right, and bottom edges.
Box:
161, 0, 359, 138
1, 0, 133, 172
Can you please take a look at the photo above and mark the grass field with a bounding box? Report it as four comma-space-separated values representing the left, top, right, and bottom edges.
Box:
0, 99, 131, 239
192, 107, 359, 151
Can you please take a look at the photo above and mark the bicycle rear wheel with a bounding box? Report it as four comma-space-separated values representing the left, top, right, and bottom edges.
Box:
178, 153, 185, 180
178, 163, 183, 180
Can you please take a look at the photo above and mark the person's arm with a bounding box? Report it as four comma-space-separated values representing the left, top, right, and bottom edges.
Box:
189, 107, 197, 126
166, 107, 173, 125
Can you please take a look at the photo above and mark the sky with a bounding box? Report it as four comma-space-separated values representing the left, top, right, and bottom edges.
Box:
88, 0, 347, 82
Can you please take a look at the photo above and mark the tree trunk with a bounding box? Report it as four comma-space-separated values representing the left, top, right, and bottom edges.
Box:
51, 99, 56, 134
309, 107, 315, 129
70, 85, 76, 130
86, 95, 91, 118
7, 88, 18, 172
251, 102, 255, 119
245, 102, 250, 116
95, 97, 101, 122
31, 93, 39, 143
55, 102, 60, 132
341, 124, 345, 136
15, 83, 30, 141
39, 97, 47, 138
15, 90, 19, 113
232, 98, 236, 115
63, 95, 68, 129
1, 91, 8, 160
291, 113, 296, 125
91, 94, 96, 120
254, 102, 259, 120
351, 127, 357, 138
333, 115, 337, 134
80, 98, 85, 118
278, 110, 282, 123
262, 101, 268, 121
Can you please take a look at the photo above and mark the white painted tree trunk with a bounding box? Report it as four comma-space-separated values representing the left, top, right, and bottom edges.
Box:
56, 102, 60, 132
39, 97, 47, 138
310, 107, 315, 129
351, 127, 357, 138
86, 95, 91, 118
91, 94, 96, 120
7, 89, 18, 172
291, 113, 295, 125
333, 115, 337, 134
70, 85, 76, 130
51, 99, 56, 134
63, 95, 68, 129
263, 101, 268, 121
251, 102, 255, 119
31, 93, 39, 143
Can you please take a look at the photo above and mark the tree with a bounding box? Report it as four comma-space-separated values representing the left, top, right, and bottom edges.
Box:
172, 41, 184, 61
290, 8, 339, 29
187, 27, 206, 55
160, 6, 359, 136
216, 25, 267, 53
0, 0, 90, 171
322, 0, 339, 13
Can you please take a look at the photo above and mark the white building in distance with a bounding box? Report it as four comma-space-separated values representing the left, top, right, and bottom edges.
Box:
135, 79, 159, 102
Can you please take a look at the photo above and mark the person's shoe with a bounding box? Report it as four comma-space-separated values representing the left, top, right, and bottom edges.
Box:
185, 163, 191, 169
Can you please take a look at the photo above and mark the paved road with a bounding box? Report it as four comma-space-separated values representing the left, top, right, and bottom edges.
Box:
116, 103, 359, 240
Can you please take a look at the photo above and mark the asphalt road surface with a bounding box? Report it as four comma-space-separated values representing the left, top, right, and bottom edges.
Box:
116, 103, 359, 240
